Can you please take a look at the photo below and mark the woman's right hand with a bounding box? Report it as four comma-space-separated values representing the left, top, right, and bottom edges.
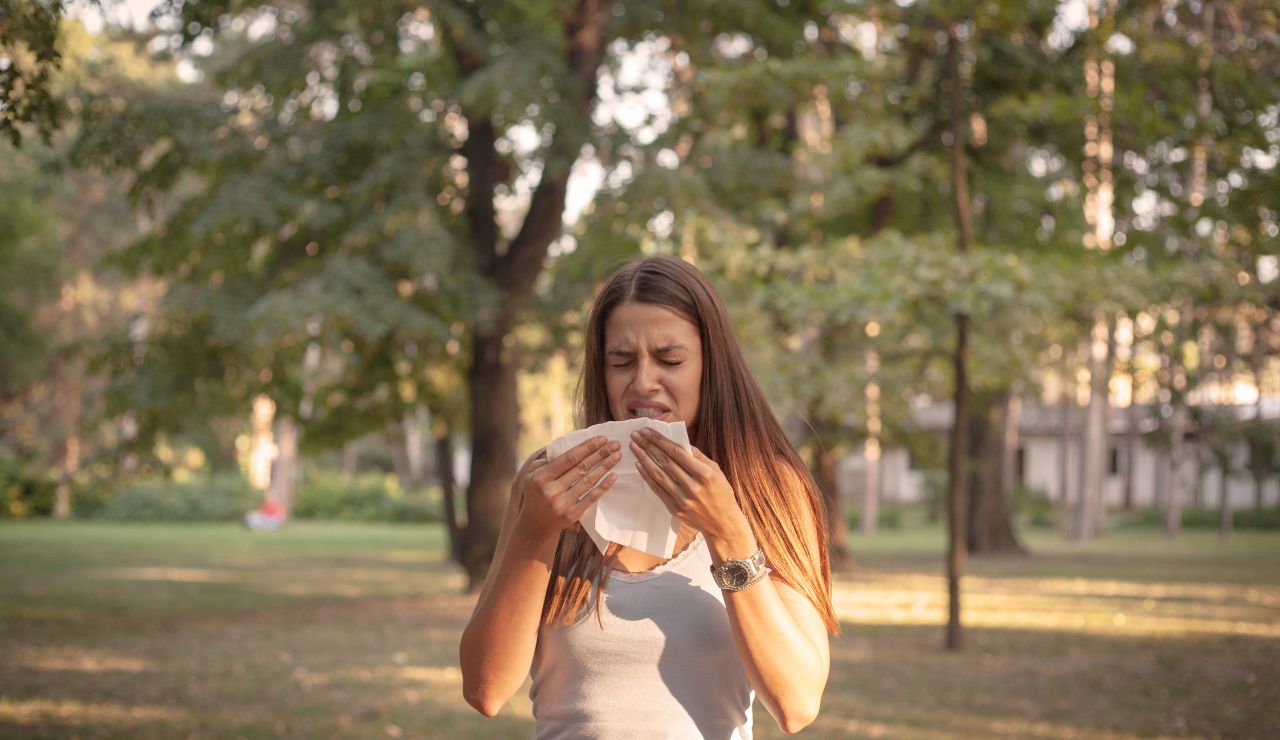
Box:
513, 436, 621, 542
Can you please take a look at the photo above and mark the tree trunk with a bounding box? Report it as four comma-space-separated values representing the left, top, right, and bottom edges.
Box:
455, 0, 610, 591
812, 439, 853, 572
1124, 373, 1139, 510
1165, 404, 1186, 537
1076, 317, 1112, 540
944, 20, 970, 652
436, 429, 462, 564
53, 367, 81, 520
861, 346, 882, 537
967, 392, 1027, 555
1193, 454, 1207, 509
462, 320, 520, 591
388, 419, 413, 492
1219, 461, 1232, 542
1058, 387, 1072, 513
860, 437, 880, 537
267, 415, 299, 517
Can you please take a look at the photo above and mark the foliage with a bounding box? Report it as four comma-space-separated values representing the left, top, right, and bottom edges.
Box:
0, 151, 61, 398
292, 469, 440, 523
1117, 506, 1280, 531
93, 473, 259, 522
1014, 483, 1058, 529
0, 0, 66, 144
0, 452, 57, 518
847, 504, 903, 531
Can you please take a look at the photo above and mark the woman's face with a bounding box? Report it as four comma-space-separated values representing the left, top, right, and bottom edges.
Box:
604, 301, 703, 430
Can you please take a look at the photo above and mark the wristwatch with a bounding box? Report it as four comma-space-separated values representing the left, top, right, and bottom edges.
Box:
710, 547, 771, 592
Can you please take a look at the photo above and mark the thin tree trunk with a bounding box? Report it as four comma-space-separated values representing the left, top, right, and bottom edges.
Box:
406, 405, 429, 489
1219, 458, 1232, 542
1166, 402, 1186, 537
944, 20, 970, 652
1059, 381, 1074, 517
860, 437, 880, 537
1076, 319, 1111, 540
861, 345, 882, 537
436, 429, 462, 564
1124, 368, 1139, 510
388, 419, 413, 492
53, 366, 82, 520
267, 415, 299, 518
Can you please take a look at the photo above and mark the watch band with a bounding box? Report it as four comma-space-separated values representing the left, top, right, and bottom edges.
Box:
710, 547, 771, 592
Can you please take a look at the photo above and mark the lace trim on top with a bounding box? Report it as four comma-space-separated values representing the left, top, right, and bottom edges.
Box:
609, 531, 705, 583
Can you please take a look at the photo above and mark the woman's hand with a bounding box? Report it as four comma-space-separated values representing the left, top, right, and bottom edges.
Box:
513, 436, 621, 543
630, 427, 749, 542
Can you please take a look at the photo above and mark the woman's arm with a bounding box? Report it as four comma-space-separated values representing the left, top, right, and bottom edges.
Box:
458, 436, 621, 716
631, 428, 830, 734
702, 513, 830, 734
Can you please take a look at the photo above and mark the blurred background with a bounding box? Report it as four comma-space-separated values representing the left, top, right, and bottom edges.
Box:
1, 0, 1278, 737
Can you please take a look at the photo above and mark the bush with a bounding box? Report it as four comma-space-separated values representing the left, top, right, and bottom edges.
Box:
847, 505, 904, 531
292, 470, 441, 523
0, 453, 57, 519
95, 474, 259, 522
1014, 484, 1058, 529
1117, 506, 1280, 531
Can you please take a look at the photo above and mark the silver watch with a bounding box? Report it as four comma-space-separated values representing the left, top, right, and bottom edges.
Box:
710, 547, 770, 591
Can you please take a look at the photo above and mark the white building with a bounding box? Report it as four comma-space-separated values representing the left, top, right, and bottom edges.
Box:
838, 399, 1280, 511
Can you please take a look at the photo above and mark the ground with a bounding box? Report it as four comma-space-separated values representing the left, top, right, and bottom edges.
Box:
1, 520, 1277, 738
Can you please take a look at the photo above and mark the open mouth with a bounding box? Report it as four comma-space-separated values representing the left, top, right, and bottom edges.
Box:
628, 404, 670, 420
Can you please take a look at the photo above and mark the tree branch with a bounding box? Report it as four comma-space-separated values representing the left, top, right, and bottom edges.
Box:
495, 0, 611, 297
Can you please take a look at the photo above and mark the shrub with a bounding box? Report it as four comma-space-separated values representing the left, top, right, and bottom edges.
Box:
292, 470, 441, 523
1116, 506, 1280, 531
0, 453, 56, 519
1014, 484, 1058, 529
847, 505, 904, 531
95, 474, 259, 522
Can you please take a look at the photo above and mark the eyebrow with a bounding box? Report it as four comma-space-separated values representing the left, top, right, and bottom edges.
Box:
606, 344, 687, 357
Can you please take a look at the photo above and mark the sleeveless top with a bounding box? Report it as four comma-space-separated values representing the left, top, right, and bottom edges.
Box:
529, 532, 755, 739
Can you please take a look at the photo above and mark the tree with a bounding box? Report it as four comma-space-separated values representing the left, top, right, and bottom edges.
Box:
0, 0, 66, 144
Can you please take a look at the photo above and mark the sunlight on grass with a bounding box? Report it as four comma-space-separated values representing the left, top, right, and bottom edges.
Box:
0, 698, 187, 725
834, 574, 1280, 638
14, 646, 155, 674
96, 566, 241, 582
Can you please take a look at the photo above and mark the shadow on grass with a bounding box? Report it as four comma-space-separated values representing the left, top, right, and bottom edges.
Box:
791, 622, 1280, 740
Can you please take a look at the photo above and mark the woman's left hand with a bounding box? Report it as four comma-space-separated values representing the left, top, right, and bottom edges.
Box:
630, 427, 748, 541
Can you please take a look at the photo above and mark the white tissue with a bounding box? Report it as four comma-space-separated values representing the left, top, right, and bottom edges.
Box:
545, 418, 689, 559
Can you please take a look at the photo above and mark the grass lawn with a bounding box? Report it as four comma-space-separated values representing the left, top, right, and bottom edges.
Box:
1, 520, 1278, 738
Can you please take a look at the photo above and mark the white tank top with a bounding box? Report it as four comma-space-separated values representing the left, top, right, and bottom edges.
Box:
530, 532, 755, 739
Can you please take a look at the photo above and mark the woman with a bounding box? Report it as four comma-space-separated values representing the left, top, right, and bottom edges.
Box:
459, 256, 838, 738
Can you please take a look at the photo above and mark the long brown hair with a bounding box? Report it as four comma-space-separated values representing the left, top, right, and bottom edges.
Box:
543, 255, 839, 633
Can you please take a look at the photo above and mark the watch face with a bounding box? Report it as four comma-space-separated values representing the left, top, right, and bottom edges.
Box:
725, 562, 751, 588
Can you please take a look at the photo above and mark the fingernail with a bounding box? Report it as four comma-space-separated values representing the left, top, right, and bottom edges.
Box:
609, 440, 621, 451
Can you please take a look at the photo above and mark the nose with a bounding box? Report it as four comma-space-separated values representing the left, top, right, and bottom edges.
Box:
631, 357, 661, 394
